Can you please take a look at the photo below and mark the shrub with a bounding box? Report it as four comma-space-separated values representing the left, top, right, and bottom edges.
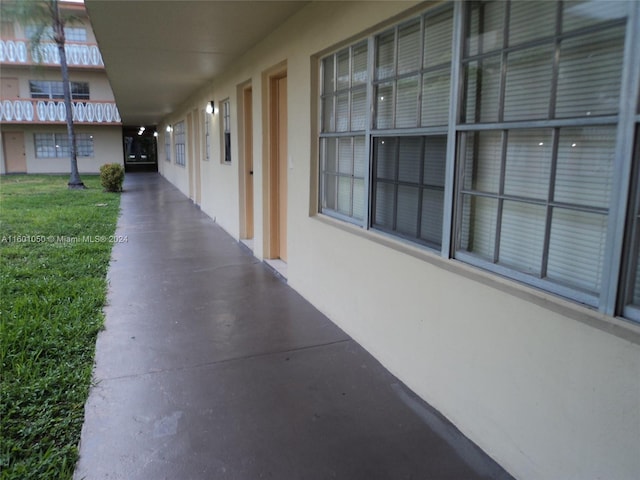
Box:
99, 163, 125, 192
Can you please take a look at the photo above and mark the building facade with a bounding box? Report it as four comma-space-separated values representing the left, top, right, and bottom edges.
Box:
93, 1, 640, 479
0, 0, 122, 174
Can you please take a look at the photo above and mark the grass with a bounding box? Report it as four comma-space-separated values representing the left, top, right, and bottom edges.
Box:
0, 175, 121, 480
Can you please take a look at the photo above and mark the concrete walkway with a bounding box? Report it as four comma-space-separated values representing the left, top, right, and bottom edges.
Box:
74, 173, 514, 480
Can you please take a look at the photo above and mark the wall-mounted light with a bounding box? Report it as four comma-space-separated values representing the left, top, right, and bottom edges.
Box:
153, 131, 158, 138
205, 100, 215, 114
166, 125, 172, 133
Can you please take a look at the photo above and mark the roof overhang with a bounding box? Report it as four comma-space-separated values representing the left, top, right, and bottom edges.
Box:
85, 0, 309, 126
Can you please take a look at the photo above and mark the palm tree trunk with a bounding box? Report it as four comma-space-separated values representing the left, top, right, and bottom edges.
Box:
51, 0, 84, 189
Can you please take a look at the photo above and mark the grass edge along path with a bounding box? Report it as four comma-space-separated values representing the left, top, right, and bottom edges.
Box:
0, 175, 121, 480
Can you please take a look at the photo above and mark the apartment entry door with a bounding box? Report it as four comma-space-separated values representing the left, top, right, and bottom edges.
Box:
241, 85, 254, 240
2, 132, 26, 173
267, 71, 287, 261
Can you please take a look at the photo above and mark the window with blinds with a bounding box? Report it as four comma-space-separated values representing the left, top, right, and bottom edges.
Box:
165, 132, 171, 163
370, 8, 452, 247
320, 41, 368, 223
372, 136, 446, 247
34, 133, 94, 158
174, 121, 185, 167
374, 10, 452, 130
457, 0, 627, 304
317, 0, 640, 320
30, 81, 90, 100
222, 99, 231, 164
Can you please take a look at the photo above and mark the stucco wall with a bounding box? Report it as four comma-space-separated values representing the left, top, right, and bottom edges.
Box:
16, 125, 123, 173
156, 2, 640, 479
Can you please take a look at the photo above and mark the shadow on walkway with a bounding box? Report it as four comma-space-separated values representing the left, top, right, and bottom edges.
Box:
74, 173, 514, 480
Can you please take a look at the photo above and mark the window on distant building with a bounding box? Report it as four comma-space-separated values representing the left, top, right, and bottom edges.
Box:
317, 0, 640, 320
174, 121, 185, 166
25, 25, 87, 43
64, 27, 87, 43
30, 81, 90, 100
35, 133, 94, 158
222, 99, 231, 163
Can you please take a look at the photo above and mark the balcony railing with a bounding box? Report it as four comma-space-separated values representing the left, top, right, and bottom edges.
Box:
0, 99, 121, 124
0, 39, 104, 67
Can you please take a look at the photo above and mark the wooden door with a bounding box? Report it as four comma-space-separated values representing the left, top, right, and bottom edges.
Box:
193, 108, 202, 205
186, 112, 194, 200
242, 86, 254, 239
268, 73, 287, 261
3, 132, 26, 173
1, 78, 19, 98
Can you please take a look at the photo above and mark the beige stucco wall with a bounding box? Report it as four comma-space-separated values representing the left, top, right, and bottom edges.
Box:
1, 67, 115, 102
6, 124, 124, 173
156, 2, 640, 479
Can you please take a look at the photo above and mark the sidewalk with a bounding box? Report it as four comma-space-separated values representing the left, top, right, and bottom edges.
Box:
74, 173, 513, 480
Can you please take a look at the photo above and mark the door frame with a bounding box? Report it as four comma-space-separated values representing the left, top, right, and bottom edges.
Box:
262, 61, 288, 260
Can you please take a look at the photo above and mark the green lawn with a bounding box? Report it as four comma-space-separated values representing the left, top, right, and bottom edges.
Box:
0, 175, 121, 480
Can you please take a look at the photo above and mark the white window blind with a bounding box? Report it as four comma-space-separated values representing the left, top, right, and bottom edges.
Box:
556, 28, 625, 118
457, 0, 627, 302
374, 10, 452, 130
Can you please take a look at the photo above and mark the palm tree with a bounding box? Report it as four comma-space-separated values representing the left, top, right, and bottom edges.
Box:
2, 0, 85, 189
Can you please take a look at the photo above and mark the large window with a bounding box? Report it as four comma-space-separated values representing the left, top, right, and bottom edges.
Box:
317, 0, 640, 320
320, 7, 453, 234
35, 133, 94, 158
30, 81, 90, 100
174, 121, 185, 167
456, 0, 627, 306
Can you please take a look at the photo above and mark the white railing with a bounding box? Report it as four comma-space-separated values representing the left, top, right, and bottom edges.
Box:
0, 99, 121, 124
0, 39, 103, 67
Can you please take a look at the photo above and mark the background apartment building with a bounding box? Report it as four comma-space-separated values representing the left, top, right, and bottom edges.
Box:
0, 0, 123, 174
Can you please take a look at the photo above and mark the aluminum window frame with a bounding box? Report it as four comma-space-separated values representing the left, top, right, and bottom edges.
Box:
29, 80, 90, 100
222, 99, 231, 164
174, 121, 186, 167
34, 132, 93, 158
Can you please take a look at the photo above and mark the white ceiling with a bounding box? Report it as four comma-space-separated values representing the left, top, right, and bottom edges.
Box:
85, 1, 309, 127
